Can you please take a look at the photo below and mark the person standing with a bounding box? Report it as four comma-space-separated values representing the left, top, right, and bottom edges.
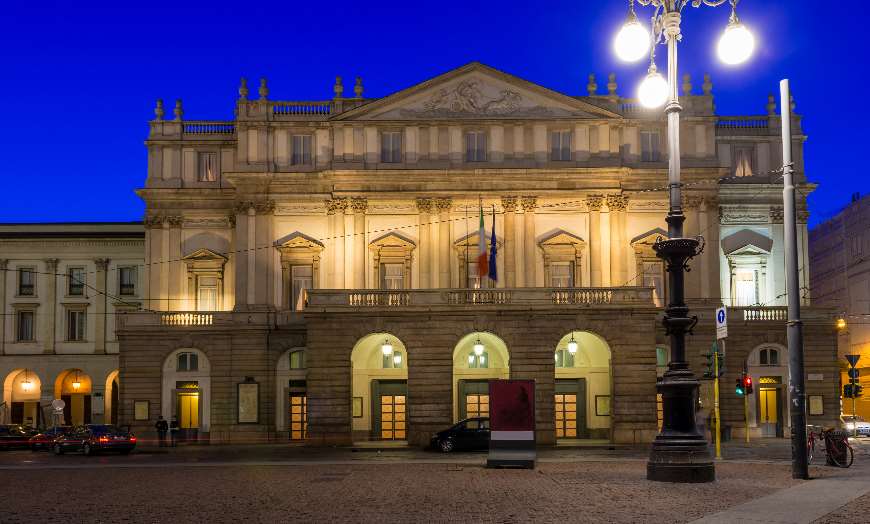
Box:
155, 415, 168, 447
169, 416, 180, 447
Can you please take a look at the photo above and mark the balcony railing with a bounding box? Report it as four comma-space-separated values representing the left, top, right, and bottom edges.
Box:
161, 312, 214, 326
272, 101, 332, 117
716, 116, 770, 136
307, 287, 654, 309
182, 121, 236, 135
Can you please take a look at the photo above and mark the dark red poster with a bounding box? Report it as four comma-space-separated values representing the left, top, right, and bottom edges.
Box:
489, 380, 535, 432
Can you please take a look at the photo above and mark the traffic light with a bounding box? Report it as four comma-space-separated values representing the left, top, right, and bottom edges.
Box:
703, 350, 716, 379
736, 377, 745, 396
703, 344, 725, 379
845, 384, 855, 398
743, 375, 753, 395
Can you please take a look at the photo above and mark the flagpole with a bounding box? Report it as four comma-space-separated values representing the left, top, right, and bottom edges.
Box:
465, 201, 469, 289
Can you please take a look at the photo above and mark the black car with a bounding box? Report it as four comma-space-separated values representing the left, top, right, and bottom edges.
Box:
0, 425, 38, 450
53, 424, 137, 456
430, 417, 490, 452
29, 426, 71, 451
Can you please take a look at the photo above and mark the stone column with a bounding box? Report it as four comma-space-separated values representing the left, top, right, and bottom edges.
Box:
435, 198, 452, 287
429, 204, 439, 286
161, 219, 170, 311
521, 196, 538, 287
93, 258, 109, 354
416, 198, 433, 288
166, 216, 183, 310
254, 200, 276, 306
332, 198, 347, 289
600, 199, 611, 287
586, 196, 604, 287
0, 259, 6, 355
501, 197, 518, 287
232, 202, 251, 311
699, 198, 711, 299
607, 195, 628, 287
43, 258, 58, 354
351, 197, 368, 289
246, 205, 256, 305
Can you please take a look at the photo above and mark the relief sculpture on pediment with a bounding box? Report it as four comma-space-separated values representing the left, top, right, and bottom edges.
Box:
399, 80, 553, 118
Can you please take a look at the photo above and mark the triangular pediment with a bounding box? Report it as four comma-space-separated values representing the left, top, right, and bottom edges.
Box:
722, 229, 772, 255
539, 229, 586, 247
333, 62, 620, 121
631, 228, 668, 247
370, 231, 416, 249
181, 248, 227, 262
455, 231, 503, 249
276, 231, 324, 250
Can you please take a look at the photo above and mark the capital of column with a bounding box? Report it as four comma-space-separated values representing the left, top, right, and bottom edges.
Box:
606, 194, 629, 212
144, 214, 164, 229
227, 213, 237, 228
520, 196, 538, 212
254, 200, 276, 215
165, 215, 184, 227
94, 258, 110, 271
501, 196, 518, 213
797, 210, 810, 224
43, 258, 59, 272
233, 201, 255, 215
415, 197, 434, 214
350, 197, 368, 214
325, 198, 348, 216
682, 195, 702, 211
434, 197, 453, 214
770, 206, 784, 224
586, 195, 604, 212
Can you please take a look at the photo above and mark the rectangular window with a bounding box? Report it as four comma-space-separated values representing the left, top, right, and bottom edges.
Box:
68, 267, 85, 296
550, 131, 572, 161
18, 268, 35, 296
466, 260, 491, 289
640, 130, 661, 162
198, 152, 217, 182
67, 309, 86, 341
290, 265, 313, 310
550, 262, 574, 288
734, 269, 758, 306
196, 276, 218, 311
381, 132, 402, 163
642, 261, 665, 307
16, 311, 34, 342
733, 145, 755, 177
291, 135, 312, 165
177, 352, 199, 372
381, 263, 404, 290
465, 132, 487, 162
119, 266, 137, 296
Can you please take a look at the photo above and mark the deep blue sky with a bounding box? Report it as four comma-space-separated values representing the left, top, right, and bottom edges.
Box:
1, 1, 862, 227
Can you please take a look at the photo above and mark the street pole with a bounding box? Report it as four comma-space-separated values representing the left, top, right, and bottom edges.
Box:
781, 79, 809, 480
714, 340, 721, 459
647, 8, 714, 483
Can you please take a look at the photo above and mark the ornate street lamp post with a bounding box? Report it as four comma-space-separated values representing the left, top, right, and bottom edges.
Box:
613, 0, 755, 483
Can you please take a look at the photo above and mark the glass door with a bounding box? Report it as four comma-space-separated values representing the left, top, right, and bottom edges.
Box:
465, 394, 490, 419
555, 394, 578, 438
178, 392, 200, 429
289, 394, 307, 440
380, 395, 406, 440
759, 388, 778, 437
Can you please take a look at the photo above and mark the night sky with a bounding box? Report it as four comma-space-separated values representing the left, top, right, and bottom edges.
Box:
2, 0, 861, 227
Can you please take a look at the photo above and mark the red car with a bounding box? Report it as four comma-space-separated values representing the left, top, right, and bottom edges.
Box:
53, 425, 137, 456
29, 426, 71, 451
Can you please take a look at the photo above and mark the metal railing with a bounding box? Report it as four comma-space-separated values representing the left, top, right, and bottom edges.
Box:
182, 121, 236, 135
716, 116, 770, 135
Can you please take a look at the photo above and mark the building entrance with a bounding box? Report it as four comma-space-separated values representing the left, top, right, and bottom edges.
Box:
177, 391, 200, 430
758, 387, 781, 437
458, 380, 490, 419
555, 379, 587, 439
379, 395, 406, 440
289, 394, 307, 441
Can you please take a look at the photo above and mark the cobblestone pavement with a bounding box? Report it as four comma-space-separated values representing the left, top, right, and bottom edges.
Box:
0, 439, 867, 523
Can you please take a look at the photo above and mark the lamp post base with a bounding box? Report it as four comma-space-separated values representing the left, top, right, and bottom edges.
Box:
647, 438, 715, 483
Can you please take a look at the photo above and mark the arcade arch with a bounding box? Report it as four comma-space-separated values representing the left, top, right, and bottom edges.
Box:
554, 331, 612, 441
452, 332, 509, 422
162, 348, 211, 438
2, 369, 42, 426
351, 333, 408, 442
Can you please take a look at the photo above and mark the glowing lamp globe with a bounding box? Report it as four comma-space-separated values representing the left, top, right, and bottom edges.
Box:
717, 21, 754, 65
72, 381, 81, 391
614, 20, 650, 62
638, 69, 669, 108
567, 339, 578, 355
22, 380, 32, 392
393, 353, 402, 366
381, 340, 393, 356
473, 339, 485, 356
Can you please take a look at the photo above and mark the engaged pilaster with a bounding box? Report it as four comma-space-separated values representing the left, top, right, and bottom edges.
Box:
43, 258, 58, 354
586, 195, 604, 287
607, 195, 628, 287
416, 198, 434, 288
521, 196, 538, 287
435, 198, 453, 287
350, 197, 368, 289
93, 258, 109, 354
501, 197, 518, 287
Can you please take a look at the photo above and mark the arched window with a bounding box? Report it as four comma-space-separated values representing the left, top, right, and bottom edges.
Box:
555, 349, 575, 368
289, 350, 306, 370
382, 350, 405, 369
467, 351, 489, 369
759, 348, 779, 366
177, 352, 199, 372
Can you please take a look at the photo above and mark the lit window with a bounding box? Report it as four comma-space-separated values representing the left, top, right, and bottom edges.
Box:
465, 131, 487, 162
734, 269, 758, 306
382, 350, 404, 369
196, 276, 218, 311
640, 130, 661, 162
550, 262, 574, 288
290, 265, 312, 310
467, 351, 489, 369
177, 352, 199, 372
289, 351, 305, 370
733, 145, 755, 177
119, 267, 137, 296
66, 310, 86, 341
198, 152, 217, 182
291, 135, 312, 165
16, 311, 34, 342
550, 131, 572, 161
18, 268, 34, 296
381, 263, 404, 290
381, 132, 402, 163
289, 394, 307, 440
760, 348, 779, 366
466, 260, 491, 289
555, 349, 575, 368
68, 267, 85, 296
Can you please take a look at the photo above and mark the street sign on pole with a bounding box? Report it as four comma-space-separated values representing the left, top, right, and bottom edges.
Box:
716, 307, 728, 339
846, 354, 861, 368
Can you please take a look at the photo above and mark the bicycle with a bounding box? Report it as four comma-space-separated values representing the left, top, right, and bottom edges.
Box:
807, 426, 854, 468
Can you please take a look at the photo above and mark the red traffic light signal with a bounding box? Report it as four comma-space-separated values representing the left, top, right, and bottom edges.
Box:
743, 375, 753, 395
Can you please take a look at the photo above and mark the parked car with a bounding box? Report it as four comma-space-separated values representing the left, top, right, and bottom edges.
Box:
29, 426, 71, 451
840, 415, 870, 436
430, 417, 490, 452
0, 425, 39, 450
53, 425, 136, 456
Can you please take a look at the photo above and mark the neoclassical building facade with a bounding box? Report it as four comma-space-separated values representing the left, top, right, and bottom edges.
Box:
108, 62, 838, 445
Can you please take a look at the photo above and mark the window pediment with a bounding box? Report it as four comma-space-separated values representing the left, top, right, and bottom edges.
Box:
182, 248, 227, 271
631, 228, 668, 257
454, 231, 503, 251
539, 229, 586, 250
276, 232, 325, 258
722, 229, 772, 256
370, 232, 416, 253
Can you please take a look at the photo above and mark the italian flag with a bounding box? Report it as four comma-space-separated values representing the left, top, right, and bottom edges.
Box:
477, 201, 488, 279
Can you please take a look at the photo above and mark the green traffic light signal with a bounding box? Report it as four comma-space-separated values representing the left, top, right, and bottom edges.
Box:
736, 377, 745, 396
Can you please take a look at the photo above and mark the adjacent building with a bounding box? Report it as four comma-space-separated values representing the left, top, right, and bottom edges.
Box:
113, 62, 838, 446
0, 223, 144, 427
810, 193, 870, 418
